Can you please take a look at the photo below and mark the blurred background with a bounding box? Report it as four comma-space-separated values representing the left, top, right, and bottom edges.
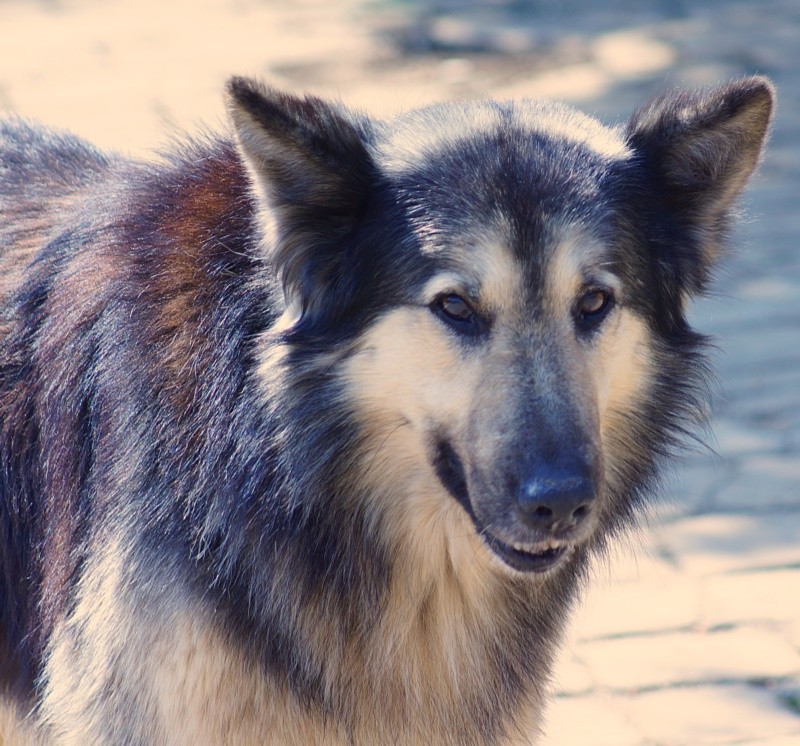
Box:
1, 1, 798, 744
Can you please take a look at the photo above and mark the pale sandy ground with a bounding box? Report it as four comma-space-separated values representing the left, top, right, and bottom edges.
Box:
1, 1, 799, 744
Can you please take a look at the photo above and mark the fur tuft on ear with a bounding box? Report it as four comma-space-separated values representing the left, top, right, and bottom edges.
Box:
626, 76, 775, 290
226, 77, 378, 316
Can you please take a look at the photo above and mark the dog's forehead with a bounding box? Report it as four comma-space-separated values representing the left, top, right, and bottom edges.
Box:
379, 98, 629, 168
378, 99, 629, 294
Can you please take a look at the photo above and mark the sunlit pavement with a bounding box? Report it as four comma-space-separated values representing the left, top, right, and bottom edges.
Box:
1, 1, 798, 743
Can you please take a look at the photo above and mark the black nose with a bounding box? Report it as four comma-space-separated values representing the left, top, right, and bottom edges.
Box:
516, 467, 596, 532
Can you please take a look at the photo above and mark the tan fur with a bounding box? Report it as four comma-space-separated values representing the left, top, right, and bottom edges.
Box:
545, 226, 621, 310
545, 225, 652, 421
39, 537, 330, 746
0, 701, 41, 746
131, 613, 333, 746
38, 528, 543, 745
594, 311, 652, 420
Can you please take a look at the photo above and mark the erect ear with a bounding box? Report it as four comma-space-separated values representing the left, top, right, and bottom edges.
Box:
626, 76, 775, 291
227, 77, 378, 315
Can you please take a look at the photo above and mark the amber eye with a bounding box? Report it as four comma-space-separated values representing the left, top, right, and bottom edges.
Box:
432, 293, 484, 337
576, 289, 614, 328
438, 294, 473, 322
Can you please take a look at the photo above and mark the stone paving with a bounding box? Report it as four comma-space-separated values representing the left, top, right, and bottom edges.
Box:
1, 0, 798, 744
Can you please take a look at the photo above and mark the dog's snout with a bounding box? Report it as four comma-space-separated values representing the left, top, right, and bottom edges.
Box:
516, 467, 596, 532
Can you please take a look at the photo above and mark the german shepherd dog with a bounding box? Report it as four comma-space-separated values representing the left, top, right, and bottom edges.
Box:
0, 76, 773, 744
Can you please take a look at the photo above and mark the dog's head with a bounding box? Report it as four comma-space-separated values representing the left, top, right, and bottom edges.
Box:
229, 78, 773, 576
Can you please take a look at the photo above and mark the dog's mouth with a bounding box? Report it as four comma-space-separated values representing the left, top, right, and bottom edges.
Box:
482, 535, 571, 573
432, 438, 574, 574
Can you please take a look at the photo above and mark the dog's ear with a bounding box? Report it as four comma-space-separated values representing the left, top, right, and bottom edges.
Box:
227, 77, 378, 316
626, 76, 774, 292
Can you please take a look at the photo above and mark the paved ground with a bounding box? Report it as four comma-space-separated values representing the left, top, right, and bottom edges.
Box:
1, 0, 798, 744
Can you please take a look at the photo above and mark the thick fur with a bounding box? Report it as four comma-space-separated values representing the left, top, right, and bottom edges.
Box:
0, 77, 773, 745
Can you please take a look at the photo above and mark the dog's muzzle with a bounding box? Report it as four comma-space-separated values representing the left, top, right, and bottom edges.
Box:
433, 438, 599, 574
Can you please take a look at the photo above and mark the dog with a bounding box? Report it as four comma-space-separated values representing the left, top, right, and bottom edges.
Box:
0, 75, 773, 744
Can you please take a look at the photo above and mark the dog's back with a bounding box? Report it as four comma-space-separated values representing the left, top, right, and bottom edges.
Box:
0, 124, 268, 737
0, 122, 111, 695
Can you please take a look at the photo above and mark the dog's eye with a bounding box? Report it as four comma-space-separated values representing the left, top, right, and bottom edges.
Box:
439, 294, 473, 321
576, 289, 614, 328
432, 294, 483, 336
580, 290, 609, 316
